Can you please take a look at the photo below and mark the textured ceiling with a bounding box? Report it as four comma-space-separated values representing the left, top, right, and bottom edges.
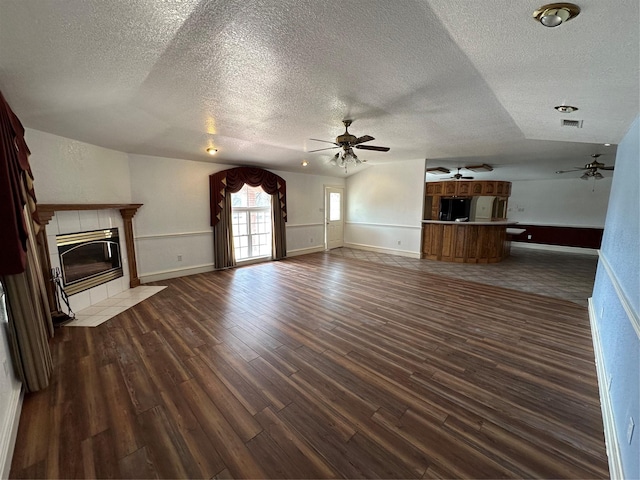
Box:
0, 0, 637, 180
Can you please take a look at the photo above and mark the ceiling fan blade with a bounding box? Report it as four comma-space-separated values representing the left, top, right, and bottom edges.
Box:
600, 166, 615, 170
308, 146, 340, 153
352, 135, 374, 145
310, 138, 339, 145
555, 169, 582, 174
461, 176, 474, 179
354, 145, 390, 152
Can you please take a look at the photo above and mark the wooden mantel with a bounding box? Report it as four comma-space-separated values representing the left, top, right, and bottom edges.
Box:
36, 204, 143, 315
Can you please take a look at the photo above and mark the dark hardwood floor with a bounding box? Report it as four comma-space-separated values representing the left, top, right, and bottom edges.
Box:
10, 252, 608, 479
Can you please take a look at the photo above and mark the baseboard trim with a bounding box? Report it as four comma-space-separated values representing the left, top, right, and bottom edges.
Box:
287, 245, 326, 257
1, 386, 23, 480
588, 298, 624, 480
511, 242, 598, 255
343, 242, 421, 259
140, 263, 215, 283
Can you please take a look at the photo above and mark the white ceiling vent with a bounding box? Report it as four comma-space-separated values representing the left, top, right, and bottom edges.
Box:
561, 119, 583, 128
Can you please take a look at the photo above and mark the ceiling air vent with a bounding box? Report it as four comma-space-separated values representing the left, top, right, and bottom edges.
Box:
561, 119, 583, 128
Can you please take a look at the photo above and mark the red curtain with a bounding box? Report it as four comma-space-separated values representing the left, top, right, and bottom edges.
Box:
0, 90, 40, 275
209, 167, 287, 268
210, 167, 287, 227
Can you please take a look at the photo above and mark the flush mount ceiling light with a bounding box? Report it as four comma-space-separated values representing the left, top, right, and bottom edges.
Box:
206, 147, 218, 155
301, 160, 309, 166
533, 3, 580, 27
555, 105, 579, 113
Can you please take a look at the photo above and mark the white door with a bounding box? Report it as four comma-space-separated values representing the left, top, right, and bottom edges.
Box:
325, 186, 344, 250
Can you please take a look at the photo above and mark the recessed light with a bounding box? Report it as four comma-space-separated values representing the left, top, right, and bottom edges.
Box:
555, 105, 578, 113
206, 148, 218, 155
301, 160, 309, 166
604, 143, 612, 147
533, 3, 581, 27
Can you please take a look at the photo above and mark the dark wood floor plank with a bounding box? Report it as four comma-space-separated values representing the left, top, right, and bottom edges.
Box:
186, 355, 263, 442
10, 252, 607, 479
179, 379, 267, 479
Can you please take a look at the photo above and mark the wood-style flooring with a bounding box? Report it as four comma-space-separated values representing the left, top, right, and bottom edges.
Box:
10, 252, 608, 479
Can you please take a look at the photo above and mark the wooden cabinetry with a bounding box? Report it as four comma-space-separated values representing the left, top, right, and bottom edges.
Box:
422, 222, 509, 263
423, 180, 511, 220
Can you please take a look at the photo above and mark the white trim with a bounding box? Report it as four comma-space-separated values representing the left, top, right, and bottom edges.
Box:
287, 245, 326, 257
343, 242, 421, 259
0, 387, 23, 480
598, 251, 640, 339
140, 263, 215, 283
285, 223, 324, 228
511, 242, 598, 256
588, 298, 624, 480
135, 230, 212, 240
346, 221, 421, 230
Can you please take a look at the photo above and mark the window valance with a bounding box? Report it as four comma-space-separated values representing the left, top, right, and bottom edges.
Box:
210, 167, 287, 227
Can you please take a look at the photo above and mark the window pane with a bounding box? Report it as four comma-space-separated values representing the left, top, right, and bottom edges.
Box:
231, 185, 273, 261
329, 192, 341, 221
231, 185, 248, 207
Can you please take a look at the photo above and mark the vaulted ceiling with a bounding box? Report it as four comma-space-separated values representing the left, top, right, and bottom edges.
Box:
0, 0, 638, 180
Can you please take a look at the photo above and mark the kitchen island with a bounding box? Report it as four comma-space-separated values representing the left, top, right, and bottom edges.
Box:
421, 220, 517, 263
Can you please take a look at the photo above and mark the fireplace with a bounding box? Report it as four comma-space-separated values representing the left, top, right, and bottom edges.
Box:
56, 228, 123, 295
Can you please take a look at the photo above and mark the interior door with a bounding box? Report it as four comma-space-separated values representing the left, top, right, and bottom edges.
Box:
325, 186, 344, 250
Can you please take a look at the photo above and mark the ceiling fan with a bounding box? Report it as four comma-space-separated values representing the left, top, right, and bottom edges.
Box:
450, 168, 474, 180
555, 154, 614, 180
308, 120, 390, 171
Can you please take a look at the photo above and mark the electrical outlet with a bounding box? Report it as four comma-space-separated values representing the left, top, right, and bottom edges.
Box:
397, 240, 401, 245
527, 234, 532, 240
177, 254, 183, 261
628, 417, 635, 444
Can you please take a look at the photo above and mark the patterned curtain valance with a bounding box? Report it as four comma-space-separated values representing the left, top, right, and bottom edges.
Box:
0, 90, 40, 274
210, 167, 287, 226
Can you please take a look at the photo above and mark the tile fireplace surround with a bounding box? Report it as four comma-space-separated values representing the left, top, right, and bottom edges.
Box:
36, 204, 164, 326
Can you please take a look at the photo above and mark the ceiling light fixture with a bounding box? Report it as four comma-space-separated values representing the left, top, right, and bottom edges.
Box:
426, 167, 451, 175
329, 148, 363, 173
604, 143, 612, 147
301, 160, 309, 166
465, 163, 494, 172
555, 105, 579, 113
533, 3, 580, 27
206, 147, 218, 155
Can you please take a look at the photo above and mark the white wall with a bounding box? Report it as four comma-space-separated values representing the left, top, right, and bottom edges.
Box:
275, 170, 344, 256
129, 155, 346, 281
25, 129, 132, 204
345, 159, 425, 256
508, 177, 612, 227
0, 288, 22, 479
128, 154, 226, 282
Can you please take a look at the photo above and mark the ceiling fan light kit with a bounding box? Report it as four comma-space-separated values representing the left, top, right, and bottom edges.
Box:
533, 3, 581, 27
